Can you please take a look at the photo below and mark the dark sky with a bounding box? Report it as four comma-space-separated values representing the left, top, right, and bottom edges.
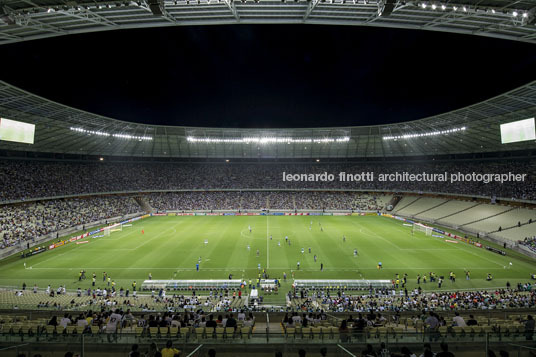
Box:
2, 24, 536, 128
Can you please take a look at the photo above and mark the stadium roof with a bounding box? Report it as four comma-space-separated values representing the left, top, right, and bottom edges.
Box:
0, 0, 536, 45
0, 80, 535, 159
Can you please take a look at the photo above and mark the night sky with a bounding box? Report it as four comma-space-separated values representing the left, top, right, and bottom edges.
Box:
2, 24, 536, 128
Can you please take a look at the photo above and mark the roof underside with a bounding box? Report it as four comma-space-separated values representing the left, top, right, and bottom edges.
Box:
0, 80, 535, 158
0, 0, 536, 45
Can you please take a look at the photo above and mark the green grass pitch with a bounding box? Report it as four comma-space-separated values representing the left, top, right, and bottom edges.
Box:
0, 215, 534, 303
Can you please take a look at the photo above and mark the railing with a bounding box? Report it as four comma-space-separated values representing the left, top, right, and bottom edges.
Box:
0, 328, 534, 355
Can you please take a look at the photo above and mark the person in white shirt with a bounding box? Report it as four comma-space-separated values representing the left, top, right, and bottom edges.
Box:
106, 309, 123, 333
237, 311, 246, 321
452, 312, 467, 327
291, 313, 302, 324
77, 314, 89, 328
60, 314, 71, 328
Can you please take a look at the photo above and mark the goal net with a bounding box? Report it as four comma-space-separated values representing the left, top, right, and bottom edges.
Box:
413, 223, 433, 236
103, 223, 122, 237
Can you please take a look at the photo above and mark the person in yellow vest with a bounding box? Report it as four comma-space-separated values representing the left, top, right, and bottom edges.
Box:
132, 281, 137, 291
161, 339, 180, 357
107, 277, 111, 286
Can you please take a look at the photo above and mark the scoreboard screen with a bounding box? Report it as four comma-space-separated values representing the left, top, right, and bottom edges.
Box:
0, 118, 35, 144
500, 118, 535, 144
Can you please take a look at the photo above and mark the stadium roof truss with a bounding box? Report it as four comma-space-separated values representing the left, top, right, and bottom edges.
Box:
0, 80, 535, 158
0, 0, 535, 45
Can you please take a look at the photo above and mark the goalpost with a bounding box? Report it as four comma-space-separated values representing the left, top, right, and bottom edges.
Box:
103, 223, 123, 237
412, 223, 433, 236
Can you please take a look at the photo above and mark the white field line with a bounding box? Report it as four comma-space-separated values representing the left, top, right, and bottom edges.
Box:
267, 216, 270, 269
29, 266, 509, 271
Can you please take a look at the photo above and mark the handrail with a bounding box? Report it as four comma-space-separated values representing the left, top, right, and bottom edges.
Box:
507, 343, 536, 351
0, 344, 29, 351
337, 344, 358, 357
186, 344, 203, 357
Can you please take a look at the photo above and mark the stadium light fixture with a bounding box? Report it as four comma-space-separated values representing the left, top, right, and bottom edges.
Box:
99, 157, 104, 161
70, 127, 153, 141
452, 5, 457, 11
186, 136, 350, 144
462, 6, 466, 11
512, 11, 518, 16
441, 4, 445, 10
383, 126, 466, 140
431, 4, 436, 10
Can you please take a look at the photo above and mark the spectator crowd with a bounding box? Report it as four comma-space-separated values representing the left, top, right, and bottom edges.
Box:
1, 159, 534, 202
0, 197, 140, 249
291, 287, 535, 313
520, 236, 536, 253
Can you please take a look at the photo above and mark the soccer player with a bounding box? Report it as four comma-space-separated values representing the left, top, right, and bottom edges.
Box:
256, 249, 260, 257
247, 245, 251, 251
249, 225, 252, 233
343, 235, 346, 242
354, 249, 357, 257
314, 254, 317, 262
285, 236, 288, 242
308, 247, 311, 253
320, 226, 323, 232
258, 263, 261, 270
320, 263, 323, 271
378, 262, 382, 269
141, 229, 144, 234
198, 256, 202, 263
24, 262, 26, 269
270, 235, 272, 240
278, 241, 281, 247
301, 248, 304, 254
465, 270, 470, 280
297, 261, 300, 270
196, 263, 199, 271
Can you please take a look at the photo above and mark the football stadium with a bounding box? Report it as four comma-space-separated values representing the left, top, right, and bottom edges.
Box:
1, 2, 536, 356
